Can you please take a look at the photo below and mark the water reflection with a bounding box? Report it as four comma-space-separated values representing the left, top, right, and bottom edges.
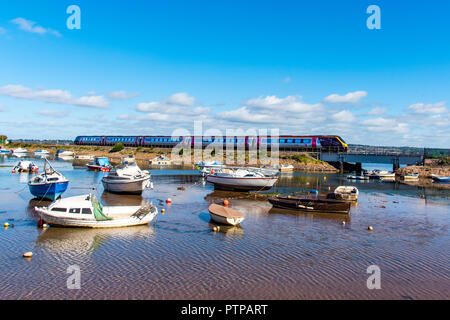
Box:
36, 225, 155, 255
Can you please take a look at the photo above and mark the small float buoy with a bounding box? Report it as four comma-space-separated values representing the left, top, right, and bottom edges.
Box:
368, 226, 374, 231
23, 252, 33, 258
42, 224, 48, 229
161, 209, 165, 214
324, 176, 327, 180
213, 226, 217, 232
223, 199, 229, 207
342, 221, 346, 226
4, 222, 9, 228
166, 198, 172, 204
11, 170, 15, 174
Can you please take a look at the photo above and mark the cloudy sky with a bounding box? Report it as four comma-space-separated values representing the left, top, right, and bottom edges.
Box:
0, 0, 449, 147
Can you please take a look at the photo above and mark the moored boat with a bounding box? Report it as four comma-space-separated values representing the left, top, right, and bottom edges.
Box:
75, 154, 95, 161
333, 186, 359, 201
13, 148, 28, 154
279, 164, 295, 172
87, 157, 112, 172
35, 194, 158, 228
34, 149, 50, 156
196, 161, 226, 175
28, 159, 69, 200
431, 174, 450, 183
56, 149, 75, 157
208, 203, 245, 226
347, 175, 369, 180
150, 155, 171, 166
13, 160, 38, 173
0, 149, 11, 154
402, 173, 419, 180
206, 167, 279, 191
268, 195, 351, 214
102, 162, 151, 195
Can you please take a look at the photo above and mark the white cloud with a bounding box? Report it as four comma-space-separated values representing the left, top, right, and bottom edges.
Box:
0, 84, 109, 108
136, 92, 205, 114
283, 77, 291, 83
332, 110, 356, 122
245, 95, 321, 113
10, 17, 61, 37
362, 117, 409, 134
368, 107, 387, 116
217, 107, 275, 124
323, 91, 368, 104
0, 27, 6, 35
36, 110, 69, 118
408, 101, 447, 114
0, 105, 6, 111
108, 91, 140, 100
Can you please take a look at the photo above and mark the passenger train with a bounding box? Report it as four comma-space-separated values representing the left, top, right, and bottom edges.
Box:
74, 135, 348, 152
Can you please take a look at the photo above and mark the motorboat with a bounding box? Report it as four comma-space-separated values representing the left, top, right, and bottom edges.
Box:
347, 175, 369, 180
35, 194, 158, 228
333, 186, 359, 201
195, 161, 226, 175
13, 160, 39, 173
279, 164, 294, 172
366, 170, 394, 179
208, 203, 245, 226
268, 195, 351, 214
86, 157, 112, 172
150, 155, 171, 166
102, 162, 151, 195
56, 149, 75, 157
34, 149, 50, 156
206, 167, 279, 191
0, 149, 10, 154
431, 174, 450, 183
121, 156, 136, 164
13, 148, 28, 154
402, 173, 419, 181
74, 154, 95, 161
28, 159, 69, 200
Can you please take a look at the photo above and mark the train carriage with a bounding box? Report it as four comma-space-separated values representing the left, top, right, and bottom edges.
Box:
74, 135, 348, 152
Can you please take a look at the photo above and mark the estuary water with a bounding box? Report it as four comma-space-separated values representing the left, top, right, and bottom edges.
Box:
0, 155, 448, 299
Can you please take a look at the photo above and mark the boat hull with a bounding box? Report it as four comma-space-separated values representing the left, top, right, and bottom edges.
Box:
206, 175, 278, 191
432, 176, 450, 183
37, 208, 157, 228
269, 196, 350, 214
87, 164, 111, 172
209, 212, 244, 226
28, 181, 69, 201
102, 177, 150, 194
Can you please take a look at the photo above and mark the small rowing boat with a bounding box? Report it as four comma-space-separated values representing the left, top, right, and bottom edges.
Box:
87, 157, 112, 172
402, 173, 419, 180
208, 203, 245, 226
268, 195, 351, 214
347, 175, 369, 180
431, 174, 450, 183
279, 164, 294, 172
13, 160, 38, 173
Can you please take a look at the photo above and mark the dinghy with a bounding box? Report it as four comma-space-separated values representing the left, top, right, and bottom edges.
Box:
402, 173, 419, 180
34, 149, 50, 156
35, 194, 158, 228
208, 203, 245, 226
279, 164, 294, 172
268, 195, 351, 214
0, 149, 11, 154
28, 159, 69, 200
347, 175, 369, 180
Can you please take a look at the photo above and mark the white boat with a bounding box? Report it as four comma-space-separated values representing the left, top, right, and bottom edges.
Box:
347, 175, 369, 180
279, 164, 294, 172
56, 149, 75, 157
75, 154, 95, 160
208, 203, 245, 226
206, 167, 279, 191
13, 160, 39, 172
367, 170, 394, 179
402, 173, 419, 180
34, 149, 50, 156
196, 161, 226, 175
35, 194, 158, 228
102, 162, 151, 195
334, 186, 359, 201
121, 156, 136, 164
150, 155, 171, 166
13, 148, 28, 154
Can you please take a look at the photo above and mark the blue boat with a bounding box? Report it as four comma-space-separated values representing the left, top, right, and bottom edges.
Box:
28, 159, 69, 200
431, 175, 450, 183
0, 149, 11, 154
86, 157, 112, 171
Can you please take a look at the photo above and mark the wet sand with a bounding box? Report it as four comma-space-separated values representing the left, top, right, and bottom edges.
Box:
0, 155, 448, 299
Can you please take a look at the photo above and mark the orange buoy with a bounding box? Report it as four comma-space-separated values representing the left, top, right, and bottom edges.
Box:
23, 252, 33, 258
223, 199, 229, 207
166, 198, 172, 204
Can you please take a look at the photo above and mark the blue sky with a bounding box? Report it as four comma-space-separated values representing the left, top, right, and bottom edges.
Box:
0, 0, 449, 147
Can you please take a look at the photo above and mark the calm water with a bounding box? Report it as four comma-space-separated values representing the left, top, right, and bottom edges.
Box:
0, 155, 449, 299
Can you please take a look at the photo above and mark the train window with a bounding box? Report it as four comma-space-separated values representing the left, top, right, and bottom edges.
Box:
280, 139, 285, 143
304, 139, 311, 144
287, 139, 293, 143
295, 139, 301, 143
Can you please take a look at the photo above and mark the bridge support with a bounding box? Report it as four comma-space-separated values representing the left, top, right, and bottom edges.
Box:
355, 162, 362, 174
393, 158, 400, 172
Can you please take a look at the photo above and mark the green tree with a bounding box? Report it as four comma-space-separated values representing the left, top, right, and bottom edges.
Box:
110, 142, 124, 153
